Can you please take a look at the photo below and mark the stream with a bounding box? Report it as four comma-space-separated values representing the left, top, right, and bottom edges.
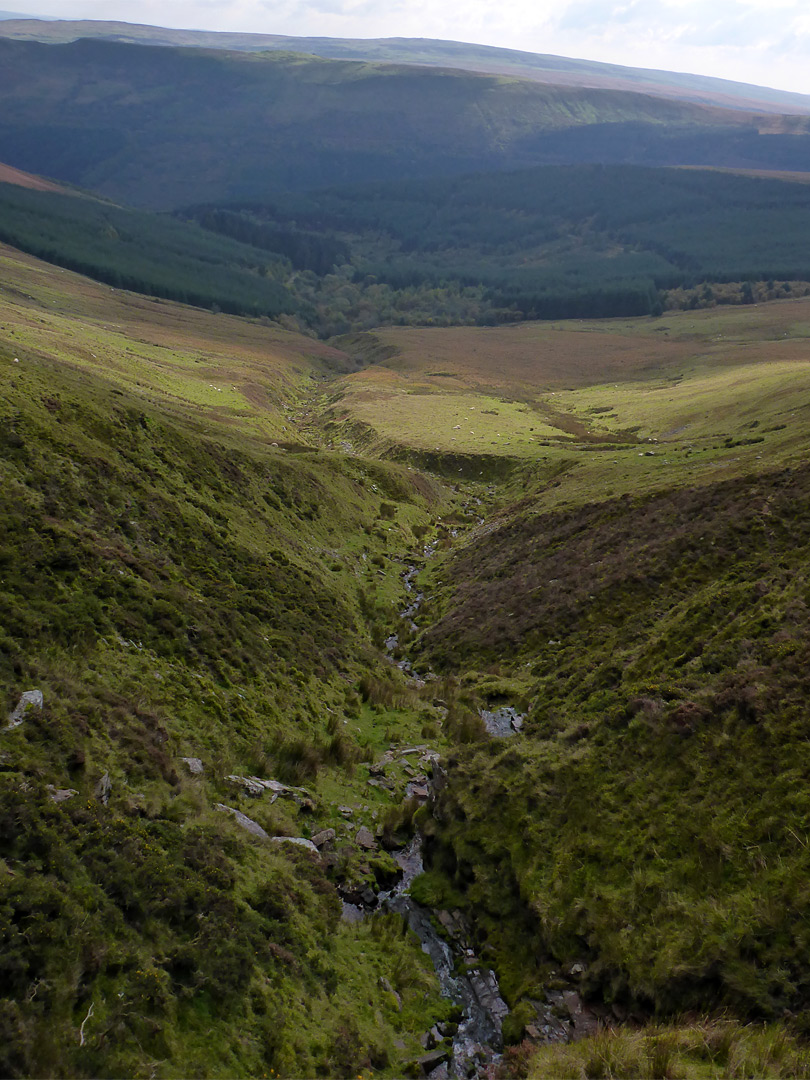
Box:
377, 532, 510, 1078
382, 837, 509, 1079
350, 511, 599, 1073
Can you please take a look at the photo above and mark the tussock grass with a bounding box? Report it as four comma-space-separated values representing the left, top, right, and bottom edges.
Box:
521, 1020, 810, 1079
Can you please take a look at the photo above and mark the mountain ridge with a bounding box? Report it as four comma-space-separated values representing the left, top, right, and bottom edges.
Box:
0, 37, 809, 211
1, 19, 808, 116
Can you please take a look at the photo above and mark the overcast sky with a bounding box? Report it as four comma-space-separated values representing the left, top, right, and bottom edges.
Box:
5, 0, 810, 96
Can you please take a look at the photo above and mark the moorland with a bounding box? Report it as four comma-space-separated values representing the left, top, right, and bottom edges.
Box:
2, 20, 810, 1080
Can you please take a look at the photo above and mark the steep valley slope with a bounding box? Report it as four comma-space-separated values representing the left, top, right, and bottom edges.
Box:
3, 244, 810, 1077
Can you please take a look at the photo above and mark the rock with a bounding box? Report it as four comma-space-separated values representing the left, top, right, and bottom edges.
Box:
468, 969, 510, 1024
480, 705, 525, 738
181, 756, 204, 775
341, 902, 364, 924
310, 828, 336, 848
7, 689, 43, 730
338, 805, 354, 816
562, 988, 600, 1041
215, 803, 269, 839
226, 774, 277, 798
47, 785, 78, 802
355, 825, 377, 850
426, 1063, 449, 1080
367, 778, 391, 790
361, 886, 376, 905
269, 836, 319, 854
436, 910, 459, 936
226, 775, 313, 804
417, 1050, 450, 1074
95, 772, 112, 805
407, 783, 430, 800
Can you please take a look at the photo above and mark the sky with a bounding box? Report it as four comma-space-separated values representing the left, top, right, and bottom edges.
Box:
3, 0, 810, 96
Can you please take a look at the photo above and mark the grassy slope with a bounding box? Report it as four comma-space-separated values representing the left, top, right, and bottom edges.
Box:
6, 237, 810, 1074
522, 1019, 810, 1078
0, 38, 790, 210
343, 305, 810, 1047
0, 246, 461, 1077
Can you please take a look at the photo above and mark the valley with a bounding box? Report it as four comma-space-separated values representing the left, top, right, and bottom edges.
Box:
3, 237, 810, 1077
2, 18, 810, 1076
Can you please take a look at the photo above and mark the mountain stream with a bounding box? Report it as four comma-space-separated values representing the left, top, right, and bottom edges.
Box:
377, 532, 510, 1078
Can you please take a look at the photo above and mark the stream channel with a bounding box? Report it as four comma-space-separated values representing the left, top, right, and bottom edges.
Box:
379, 534, 510, 1078
382, 837, 509, 1079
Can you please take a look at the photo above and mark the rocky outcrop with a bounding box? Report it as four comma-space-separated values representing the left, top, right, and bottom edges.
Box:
310, 828, 336, 848
355, 825, 377, 850
181, 757, 204, 776
47, 785, 78, 802
270, 836, 320, 854
479, 706, 524, 737
6, 689, 43, 730
226, 775, 313, 806
214, 803, 269, 839
95, 772, 112, 805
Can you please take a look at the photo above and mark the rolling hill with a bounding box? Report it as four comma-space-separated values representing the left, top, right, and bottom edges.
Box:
0, 37, 809, 210
2, 18, 809, 116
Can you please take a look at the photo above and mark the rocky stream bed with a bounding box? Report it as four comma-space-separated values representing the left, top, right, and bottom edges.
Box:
344, 532, 601, 1078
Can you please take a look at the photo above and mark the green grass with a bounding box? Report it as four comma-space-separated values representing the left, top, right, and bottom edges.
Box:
0, 248, 461, 1077
518, 1019, 810, 1079
6, 243, 810, 1075
413, 459, 810, 1031
324, 299, 810, 505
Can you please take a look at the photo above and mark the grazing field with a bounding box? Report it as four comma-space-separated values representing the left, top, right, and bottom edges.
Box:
328, 301, 810, 503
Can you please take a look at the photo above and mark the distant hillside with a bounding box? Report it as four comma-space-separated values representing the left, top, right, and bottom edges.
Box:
1, 19, 809, 116
3, 160, 810, 333
0, 180, 304, 319
187, 164, 810, 325
4, 161, 810, 333
0, 38, 809, 210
